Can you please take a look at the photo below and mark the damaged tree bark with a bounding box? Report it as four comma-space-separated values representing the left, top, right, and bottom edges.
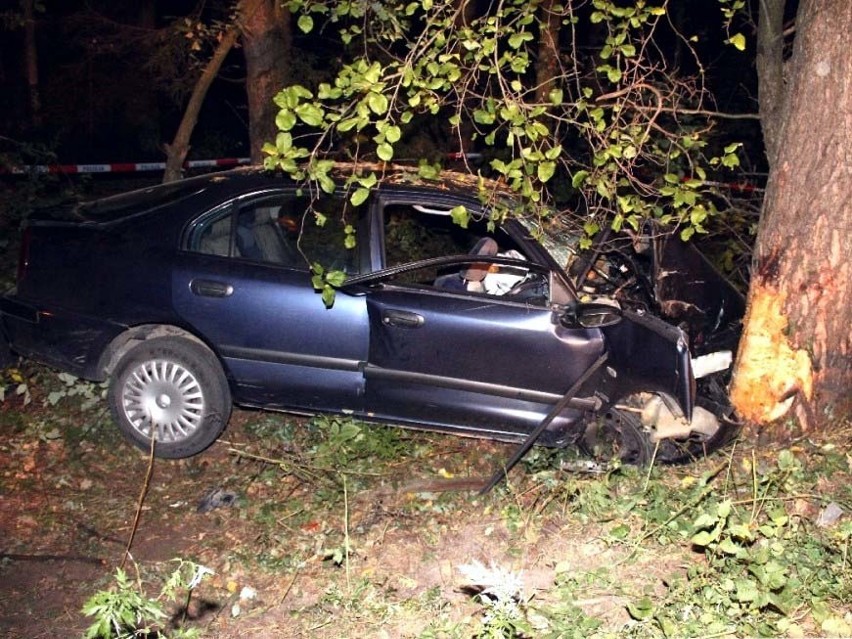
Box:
730, 0, 852, 431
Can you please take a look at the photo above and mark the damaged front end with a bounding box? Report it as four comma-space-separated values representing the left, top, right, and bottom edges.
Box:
565, 221, 745, 462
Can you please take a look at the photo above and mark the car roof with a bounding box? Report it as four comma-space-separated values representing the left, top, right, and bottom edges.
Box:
30, 163, 514, 226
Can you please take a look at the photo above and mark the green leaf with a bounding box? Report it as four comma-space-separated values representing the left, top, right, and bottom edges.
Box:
326, 270, 347, 287
627, 597, 654, 621
609, 523, 630, 539
295, 103, 324, 127
337, 117, 361, 132
367, 92, 389, 115
734, 578, 759, 602
275, 110, 297, 132
350, 187, 370, 207
717, 538, 743, 555
537, 160, 556, 183
548, 88, 563, 105
691, 529, 715, 546
274, 132, 293, 153
728, 33, 746, 51
571, 170, 589, 188
450, 205, 469, 228
620, 43, 637, 57
385, 125, 402, 143
508, 31, 533, 49
376, 143, 394, 161
474, 109, 495, 125
297, 14, 314, 33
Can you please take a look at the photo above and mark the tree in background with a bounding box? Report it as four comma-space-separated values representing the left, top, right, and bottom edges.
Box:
164, 0, 295, 181
0, 0, 295, 172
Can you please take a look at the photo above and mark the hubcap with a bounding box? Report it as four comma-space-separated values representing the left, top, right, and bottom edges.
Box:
121, 358, 205, 443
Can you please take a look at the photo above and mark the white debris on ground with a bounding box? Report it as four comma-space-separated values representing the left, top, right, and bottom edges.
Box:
458, 560, 525, 620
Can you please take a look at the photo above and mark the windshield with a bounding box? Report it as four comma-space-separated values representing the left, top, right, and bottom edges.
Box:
518, 216, 583, 274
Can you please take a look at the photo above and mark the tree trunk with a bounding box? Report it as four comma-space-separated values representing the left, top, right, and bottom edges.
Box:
730, 0, 852, 431
163, 27, 239, 183
241, 0, 292, 163
534, 0, 561, 105
23, 0, 41, 128
755, 0, 786, 167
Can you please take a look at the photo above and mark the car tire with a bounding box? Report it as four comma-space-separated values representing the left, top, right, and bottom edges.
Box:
578, 407, 651, 467
108, 336, 231, 459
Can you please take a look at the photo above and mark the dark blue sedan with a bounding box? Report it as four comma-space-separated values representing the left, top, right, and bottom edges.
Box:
0, 167, 741, 465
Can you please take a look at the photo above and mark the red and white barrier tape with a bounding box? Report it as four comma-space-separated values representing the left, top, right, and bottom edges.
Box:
1, 157, 252, 175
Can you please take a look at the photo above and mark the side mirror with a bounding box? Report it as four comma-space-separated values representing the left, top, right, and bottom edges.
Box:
561, 301, 622, 329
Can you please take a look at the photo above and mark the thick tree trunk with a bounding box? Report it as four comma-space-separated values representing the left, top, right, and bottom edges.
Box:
23, 0, 41, 128
534, 0, 561, 105
163, 27, 238, 183
241, 0, 292, 163
755, 0, 786, 167
730, 0, 852, 431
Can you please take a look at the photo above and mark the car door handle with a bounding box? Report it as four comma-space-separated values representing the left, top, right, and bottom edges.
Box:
190, 279, 234, 298
382, 310, 424, 328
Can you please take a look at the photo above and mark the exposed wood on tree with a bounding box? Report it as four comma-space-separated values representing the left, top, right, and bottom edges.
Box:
729, 285, 813, 423
731, 0, 852, 431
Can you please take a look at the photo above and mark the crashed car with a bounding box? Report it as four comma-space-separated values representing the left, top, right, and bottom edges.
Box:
0, 166, 743, 467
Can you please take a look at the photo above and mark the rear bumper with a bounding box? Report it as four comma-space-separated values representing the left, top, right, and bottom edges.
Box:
0, 289, 123, 380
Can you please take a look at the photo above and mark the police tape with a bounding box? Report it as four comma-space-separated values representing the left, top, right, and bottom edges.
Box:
1, 157, 251, 175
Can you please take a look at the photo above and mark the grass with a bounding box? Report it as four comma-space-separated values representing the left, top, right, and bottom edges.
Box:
2, 360, 852, 638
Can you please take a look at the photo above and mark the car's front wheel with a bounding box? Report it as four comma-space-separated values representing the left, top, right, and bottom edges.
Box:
108, 336, 231, 458
578, 407, 652, 467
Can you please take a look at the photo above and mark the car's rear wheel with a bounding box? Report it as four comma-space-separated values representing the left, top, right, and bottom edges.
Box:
578, 407, 652, 467
108, 336, 231, 459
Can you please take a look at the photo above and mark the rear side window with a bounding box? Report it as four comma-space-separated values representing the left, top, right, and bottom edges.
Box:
190, 192, 363, 273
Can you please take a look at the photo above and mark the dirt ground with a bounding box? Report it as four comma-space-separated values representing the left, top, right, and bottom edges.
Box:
0, 388, 698, 639
1, 397, 681, 639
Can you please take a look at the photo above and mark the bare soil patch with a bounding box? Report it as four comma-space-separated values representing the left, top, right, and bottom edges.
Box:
0, 388, 688, 639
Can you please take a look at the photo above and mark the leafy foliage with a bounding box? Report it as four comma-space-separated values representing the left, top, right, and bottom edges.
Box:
266, 0, 749, 247
82, 560, 213, 639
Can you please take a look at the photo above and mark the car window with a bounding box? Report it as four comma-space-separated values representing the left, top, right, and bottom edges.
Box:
192, 192, 363, 273
381, 202, 549, 304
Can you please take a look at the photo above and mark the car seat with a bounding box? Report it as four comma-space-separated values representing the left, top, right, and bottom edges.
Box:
434, 237, 499, 291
